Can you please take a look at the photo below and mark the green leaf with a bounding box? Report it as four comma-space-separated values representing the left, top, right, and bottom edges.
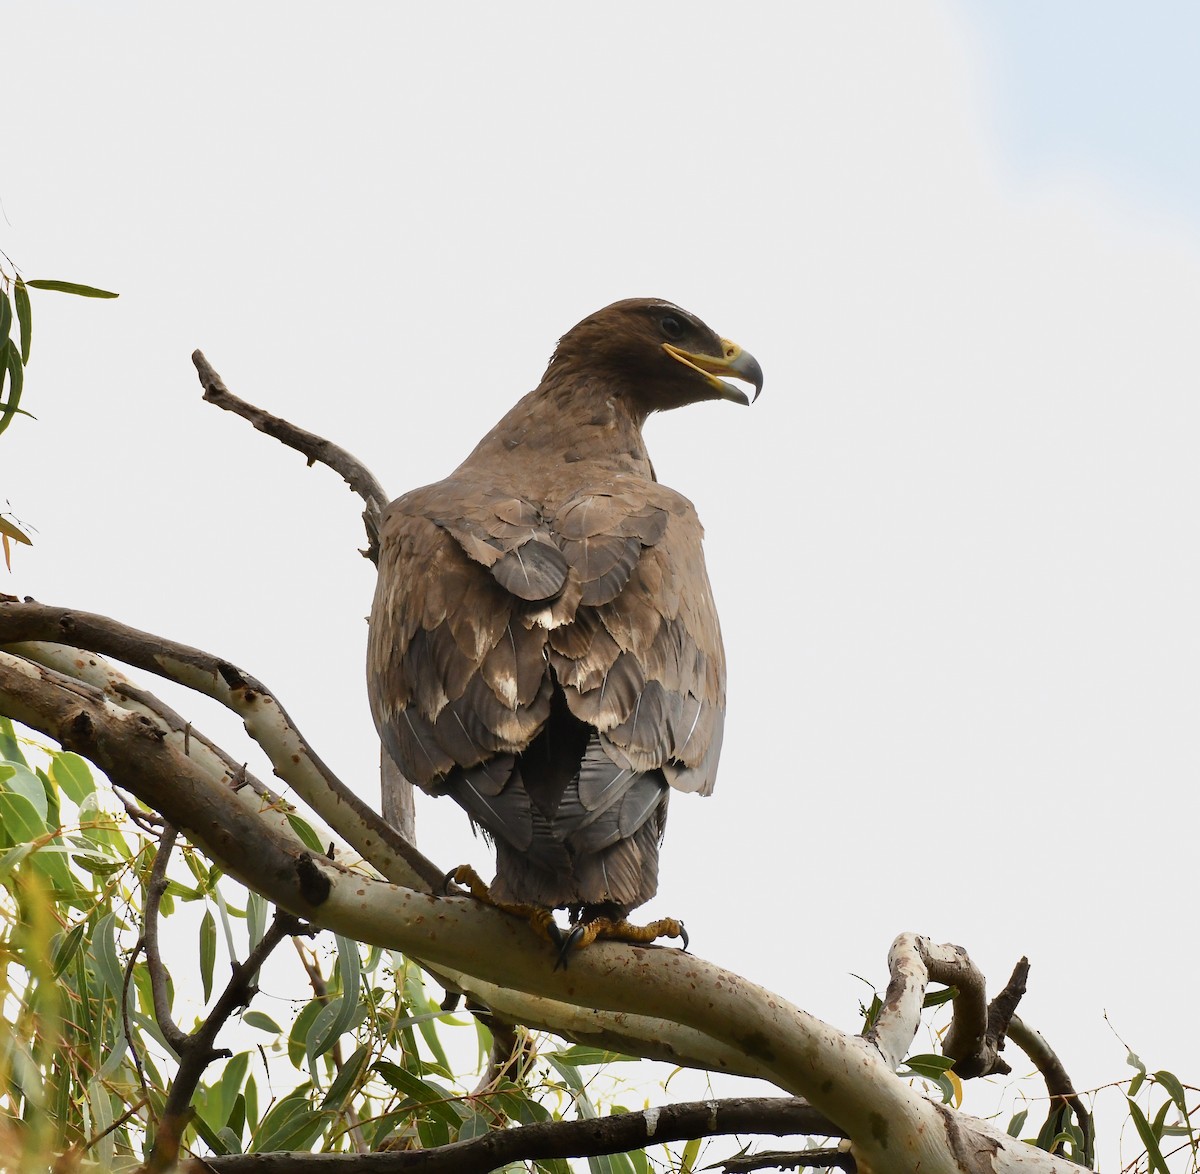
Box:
680, 1136, 702, 1173
288, 998, 324, 1067
250, 1088, 329, 1153
402, 960, 452, 1073
921, 985, 957, 1008
188, 1105, 230, 1155
0, 789, 47, 848
0, 290, 11, 347
1, 339, 24, 436
0, 842, 35, 879
14, 279, 30, 363
226, 1092, 247, 1139
308, 935, 360, 1053
242, 1010, 282, 1035
247, 889, 267, 950
1006, 1108, 1028, 1138
320, 1043, 370, 1110
0, 717, 29, 767
50, 921, 87, 974
49, 752, 94, 804
217, 1052, 251, 1126
901, 1053, 956, 1081
1147, 1061, 1195, 1142
90, 911, 126, 997
545, 1046, 641, 1067
25, 279, 119, 298
372, 1062, 463, 1128
1, 762, 48, 822
286, 812, 325, 853
306, 996, 364, 1074
456, 1106, 491, 1141
200, 908, 216, 1002
1127, 1098, 1171, 1174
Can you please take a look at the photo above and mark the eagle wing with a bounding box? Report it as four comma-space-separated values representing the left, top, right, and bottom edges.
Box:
367, 473, 726, 909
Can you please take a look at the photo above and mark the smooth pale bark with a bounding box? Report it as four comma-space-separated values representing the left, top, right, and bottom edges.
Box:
0, 647, 1087, 1174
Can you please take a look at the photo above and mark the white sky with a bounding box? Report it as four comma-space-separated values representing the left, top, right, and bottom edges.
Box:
4, 3, 1198, 1168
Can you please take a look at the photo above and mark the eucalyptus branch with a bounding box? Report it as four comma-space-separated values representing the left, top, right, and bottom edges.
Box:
191, 349, 388, 562
0, 642, 763, 1084
0, 599, 441, 891
146, 907, 310, 1173
143, 825, 190, 1054
0, 647, 1089, 1173
1009, 1015, 1094, 1168
8, 639, 319, 854
866, 934, 1022, 1080
721, 1146, 855, 1173
182, 1095, 841, 1174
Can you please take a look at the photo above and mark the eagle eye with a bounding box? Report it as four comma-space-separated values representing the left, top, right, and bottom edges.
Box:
660, 315, 685, 341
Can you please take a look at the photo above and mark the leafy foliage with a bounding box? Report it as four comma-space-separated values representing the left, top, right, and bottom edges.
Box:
0, 259, 117, 442
0, 719, 693, 1171
0, 256, 118, 568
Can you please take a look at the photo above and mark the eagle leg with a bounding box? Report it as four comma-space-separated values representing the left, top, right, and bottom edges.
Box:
554, 915, 689, 969
444, 864, 564, 949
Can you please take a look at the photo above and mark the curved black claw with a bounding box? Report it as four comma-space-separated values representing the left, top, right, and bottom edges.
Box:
553, 924, 588, 971
677, 922, 689, 953
442, 868, 464, 896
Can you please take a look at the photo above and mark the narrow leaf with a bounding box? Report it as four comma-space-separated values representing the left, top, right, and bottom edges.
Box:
14, 279, 30, 362
0, 290, 11, 346
0, 717, 29, 766
0, 340, 24, 436
90, 911, 126, 996
1127, 1098, 1171, 1174
25, 279, 119, 298
320, 1043, 370, 1110
200, 908, 216, 1002
546, 1046, 641, 1066
372, 1062, 463, 1128
52, 922, 89, 978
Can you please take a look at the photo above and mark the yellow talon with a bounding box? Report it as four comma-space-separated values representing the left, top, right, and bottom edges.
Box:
445, 864, 564, 947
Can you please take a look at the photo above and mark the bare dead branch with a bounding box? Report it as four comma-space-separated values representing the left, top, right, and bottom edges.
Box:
182, 1095, 841, 1174
0, 599, 442, 892
721, 1145, 855, 1172
146, 908, 309, 1172
1009, 1015, 1094, 1168
144, 825, 190, 1054
868, 934, 1023, 1081
191, 349, 388, 562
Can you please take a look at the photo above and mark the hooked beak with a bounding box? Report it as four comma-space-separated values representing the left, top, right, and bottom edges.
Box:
663, 339, 764, 405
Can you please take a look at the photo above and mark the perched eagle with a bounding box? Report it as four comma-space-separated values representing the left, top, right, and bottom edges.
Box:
367, 298, 761, 950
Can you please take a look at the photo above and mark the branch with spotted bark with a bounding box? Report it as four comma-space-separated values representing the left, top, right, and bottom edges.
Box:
0, 639, 1091, 1174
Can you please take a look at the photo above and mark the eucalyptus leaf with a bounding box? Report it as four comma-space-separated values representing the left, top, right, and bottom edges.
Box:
14, 279, 30, 363
25, 279, 119, 298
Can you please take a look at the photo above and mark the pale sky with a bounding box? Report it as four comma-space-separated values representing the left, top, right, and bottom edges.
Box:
4, 4, 1198, 1169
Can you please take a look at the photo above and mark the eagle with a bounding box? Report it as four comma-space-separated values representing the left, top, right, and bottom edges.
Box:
367, 298, 761, 957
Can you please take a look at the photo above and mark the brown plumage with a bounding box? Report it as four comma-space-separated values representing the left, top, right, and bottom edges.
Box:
367, 298, 761, 923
